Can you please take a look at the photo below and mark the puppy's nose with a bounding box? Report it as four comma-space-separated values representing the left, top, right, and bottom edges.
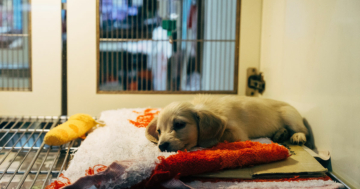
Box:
159, 142, 170, 152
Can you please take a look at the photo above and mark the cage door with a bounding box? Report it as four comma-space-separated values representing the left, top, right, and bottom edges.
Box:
0, 0, 62, 116
67, 0, 262, 116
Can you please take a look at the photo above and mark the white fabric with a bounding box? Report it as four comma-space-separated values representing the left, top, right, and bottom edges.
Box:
184, 180, 344, 189
63, 108, 175, 188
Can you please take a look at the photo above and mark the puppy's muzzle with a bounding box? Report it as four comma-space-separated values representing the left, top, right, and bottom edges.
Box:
159, 142, 170, 152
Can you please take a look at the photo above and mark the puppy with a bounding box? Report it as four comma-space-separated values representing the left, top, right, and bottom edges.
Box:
146, 95, 308, 152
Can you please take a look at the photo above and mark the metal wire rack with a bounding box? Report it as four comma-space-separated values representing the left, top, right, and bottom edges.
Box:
0, 116, 351, 189
0, 116, 79, 189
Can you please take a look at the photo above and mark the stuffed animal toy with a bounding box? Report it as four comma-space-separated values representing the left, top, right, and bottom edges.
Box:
44, 114, 104, 146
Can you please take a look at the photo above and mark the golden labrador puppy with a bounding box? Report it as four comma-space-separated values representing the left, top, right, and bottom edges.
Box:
146, 95, 308, 152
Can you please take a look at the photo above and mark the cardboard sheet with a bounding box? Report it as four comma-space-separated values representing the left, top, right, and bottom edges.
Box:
196, 144, 328, 179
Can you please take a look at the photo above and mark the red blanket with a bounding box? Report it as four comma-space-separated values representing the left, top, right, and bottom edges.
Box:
47, 141, 289, 189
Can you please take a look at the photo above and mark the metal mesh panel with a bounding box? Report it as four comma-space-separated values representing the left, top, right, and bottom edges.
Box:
0, 116, 78, 188
97, 0, 240, 93
0, 0, 31, 91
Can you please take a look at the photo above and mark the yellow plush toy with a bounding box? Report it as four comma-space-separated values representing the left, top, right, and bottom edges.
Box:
44, 114, 104, 146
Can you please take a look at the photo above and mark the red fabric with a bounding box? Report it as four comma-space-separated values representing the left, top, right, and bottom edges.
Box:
85, 164, 107, 176
47, 141, 289, 189
45, 174, 71, 189
133, 141, 290, 188
129, 108, 160, 128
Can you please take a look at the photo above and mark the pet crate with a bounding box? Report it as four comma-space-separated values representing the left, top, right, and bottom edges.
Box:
0, 0, 359, 188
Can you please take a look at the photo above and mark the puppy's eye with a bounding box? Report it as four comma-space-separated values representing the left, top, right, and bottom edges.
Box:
157, 129, 161, 135
173, 121, 186, 130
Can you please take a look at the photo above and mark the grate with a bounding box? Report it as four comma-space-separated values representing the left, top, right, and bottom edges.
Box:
0, 0, 32, 91
97, 0, 240, 93
0, 116, 79, 189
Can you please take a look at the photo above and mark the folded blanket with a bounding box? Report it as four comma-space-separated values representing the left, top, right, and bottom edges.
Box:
46, 108, 291, 189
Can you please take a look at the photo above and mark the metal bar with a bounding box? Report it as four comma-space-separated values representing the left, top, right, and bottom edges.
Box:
0, 129, 50, 133
137, 52, 140, 91
106, 7, 109, 91
0, 117, 15, 130
111, 6, 114, 92
327, 172, 351, 189
138, 1, 142, 91
118, 0, 123, 91
0, 117, 5, 124
0, 2, 3, 89
99, 38, 235, 42
197, 0, 204, 91
0, 118, 23, 147
121, 43, 124, 90
4, 119, 49, 187
131, 2, 134, 92
0, 34, 29, 37
0, 87, 30, 91
0, 120, 35, 171
228, 1, 232, 90
233, 0, 240, 92
5, 0, 9, 90
0, 119, 27, 149
57, 140, 75, 179
0, 121, 37, 177
11, 0, 14, 90
15, 118, 60, 189
162, 41, 164, 91
97, 88, 236, 94
150, 0, 154, 91
21, 0, 24, 90
2, 146, 70, 150
15, 1, 19, 90
100, 0, 104, 89
223, 0, 228, 90
216, 0, 220, 91
28, 147, 51, 188
41, 146, 62, 189
21, 0, 25, 90
218, 0, 222, 90
28, 0, 32, 91
180, 36, 183, 91
115, 14, 119, 90
144, 0, 148, 91
131, 34, 134, 91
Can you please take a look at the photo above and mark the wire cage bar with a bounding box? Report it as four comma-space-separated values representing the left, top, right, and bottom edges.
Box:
0, 116, 79, 188
0, 0, 32, 91
97, 0, 240, 94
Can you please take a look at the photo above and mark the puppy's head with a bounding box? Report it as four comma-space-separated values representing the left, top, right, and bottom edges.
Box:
145, 102, 226, 152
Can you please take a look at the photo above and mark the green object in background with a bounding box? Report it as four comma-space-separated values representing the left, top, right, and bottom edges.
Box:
162, 20, 177, 36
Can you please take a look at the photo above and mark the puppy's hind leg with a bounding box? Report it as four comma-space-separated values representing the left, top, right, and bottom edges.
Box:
279, 106, 308, 145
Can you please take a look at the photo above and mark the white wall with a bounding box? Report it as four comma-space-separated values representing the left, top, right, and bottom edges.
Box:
260, 1, 360, 188
0, 0, 62, 116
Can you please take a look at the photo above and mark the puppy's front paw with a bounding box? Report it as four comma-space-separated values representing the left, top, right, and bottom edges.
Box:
272, 128, 289, 142
290, 132, 306, 145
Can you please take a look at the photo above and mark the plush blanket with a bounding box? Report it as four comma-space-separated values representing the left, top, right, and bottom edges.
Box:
45, 108, 340, 189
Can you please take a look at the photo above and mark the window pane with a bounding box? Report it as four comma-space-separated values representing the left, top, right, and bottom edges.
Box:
0, 0, 31, 91
98, 0, 239, 93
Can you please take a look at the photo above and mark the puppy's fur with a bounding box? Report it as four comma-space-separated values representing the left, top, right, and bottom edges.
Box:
146, 95, 308, 152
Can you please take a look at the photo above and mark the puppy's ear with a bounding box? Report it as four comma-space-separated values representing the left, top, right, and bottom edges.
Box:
145, 116, 159, 144
196, 110, 226, 148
